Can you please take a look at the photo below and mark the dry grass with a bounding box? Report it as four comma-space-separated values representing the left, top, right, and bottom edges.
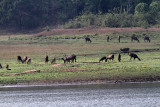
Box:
33, 27, 160, 36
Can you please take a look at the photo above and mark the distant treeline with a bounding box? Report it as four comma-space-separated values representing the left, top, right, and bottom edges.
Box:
0, 0, 159, 29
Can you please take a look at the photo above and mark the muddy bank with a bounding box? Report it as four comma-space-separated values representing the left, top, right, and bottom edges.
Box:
1, 80, 160, 88
1, 76, 160, 87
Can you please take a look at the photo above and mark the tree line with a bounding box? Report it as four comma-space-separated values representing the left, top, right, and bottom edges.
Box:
0, 0, 159, 30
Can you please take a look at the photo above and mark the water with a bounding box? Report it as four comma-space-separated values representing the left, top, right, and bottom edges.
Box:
0, 83, 160, 107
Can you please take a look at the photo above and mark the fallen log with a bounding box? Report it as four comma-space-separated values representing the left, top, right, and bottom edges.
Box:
23, 69, 40, 73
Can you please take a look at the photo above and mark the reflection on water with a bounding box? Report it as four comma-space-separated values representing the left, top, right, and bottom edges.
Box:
0, 83, 160, 107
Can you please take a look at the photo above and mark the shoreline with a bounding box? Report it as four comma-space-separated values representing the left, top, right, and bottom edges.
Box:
1, 80, 160, 88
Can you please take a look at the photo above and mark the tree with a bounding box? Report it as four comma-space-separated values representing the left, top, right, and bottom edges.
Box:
0, 0, 20, 25
149, 1, 160, 13
148, 1, 160, 24
135, 2, 149, 14
0, 0, 159, 29
134, 2, 150, 27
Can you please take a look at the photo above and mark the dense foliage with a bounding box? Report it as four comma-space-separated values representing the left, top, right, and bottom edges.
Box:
0, 0, 159, 29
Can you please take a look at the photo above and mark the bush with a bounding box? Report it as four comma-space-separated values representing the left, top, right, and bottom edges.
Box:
104, 13, 120, 27
64, 9, 159, 28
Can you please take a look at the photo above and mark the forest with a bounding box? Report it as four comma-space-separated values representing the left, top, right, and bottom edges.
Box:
0, 0, 159, 30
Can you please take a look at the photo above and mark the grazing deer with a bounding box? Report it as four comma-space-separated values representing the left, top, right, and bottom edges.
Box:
27, 58, 31, 64
131, 34, 140, 42
6, 64, 11, 70
17, 56, 23, 63
85, 37, 92, 43
51, 58, 56, 64
144, 36, 150, 42
22, 56, 28, 63
129, 53, 141, 61
105, 54, 114, 62
62, 54, 76, 63
99, 56, 107, 62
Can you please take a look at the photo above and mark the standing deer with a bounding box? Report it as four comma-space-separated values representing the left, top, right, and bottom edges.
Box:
118, 53, 121, 62
118, 36, 121, 43
107, 36, 110, 42
45, 55, 49, 63
0, 63, 2, 69
120, 48, 130, 53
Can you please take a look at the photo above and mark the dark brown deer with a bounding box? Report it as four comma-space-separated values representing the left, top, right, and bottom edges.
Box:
6, 64, 11, 70
144, 36, 150, 42
22, 56, 28, 63
85, 37, 92, 43
105, 54, 114, 62
17, 56, 23, 63
0, 63, 2, 69
45, 55, 49, 63
118, 53, 121, 62
51, 58, 56, 64
120, 48, 130, 53
62, 54, 76, 63
107, 36, 110, 42
131, 35, 140, 42
99, 56, 106, 62
129, 53, 141, 61
27, 58, 31, 64
118, 36, 121, 43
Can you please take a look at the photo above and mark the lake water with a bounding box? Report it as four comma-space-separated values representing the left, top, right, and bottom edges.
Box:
0, 82, 160, 107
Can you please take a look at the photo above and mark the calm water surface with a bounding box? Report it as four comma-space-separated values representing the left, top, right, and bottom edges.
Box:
0, 83, 160, 107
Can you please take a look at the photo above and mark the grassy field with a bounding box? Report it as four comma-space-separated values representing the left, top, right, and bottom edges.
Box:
0, 31, 160, 85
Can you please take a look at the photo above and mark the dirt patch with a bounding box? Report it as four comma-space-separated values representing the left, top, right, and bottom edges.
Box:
33, 26, 160, 36
52, 64, 62, 67
1, 69, 40, 76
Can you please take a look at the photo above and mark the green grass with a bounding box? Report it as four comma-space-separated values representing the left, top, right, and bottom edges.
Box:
0, 32, 160, 85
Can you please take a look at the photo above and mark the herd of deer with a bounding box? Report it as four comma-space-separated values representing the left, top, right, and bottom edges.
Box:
2, 34, 146, 70
44, 49, 140, 65
16, 34, 143, 66
17, 56, 31, 64
99, 49, 141, 63
85, 34, 147, 63
85, 34, 151, 43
